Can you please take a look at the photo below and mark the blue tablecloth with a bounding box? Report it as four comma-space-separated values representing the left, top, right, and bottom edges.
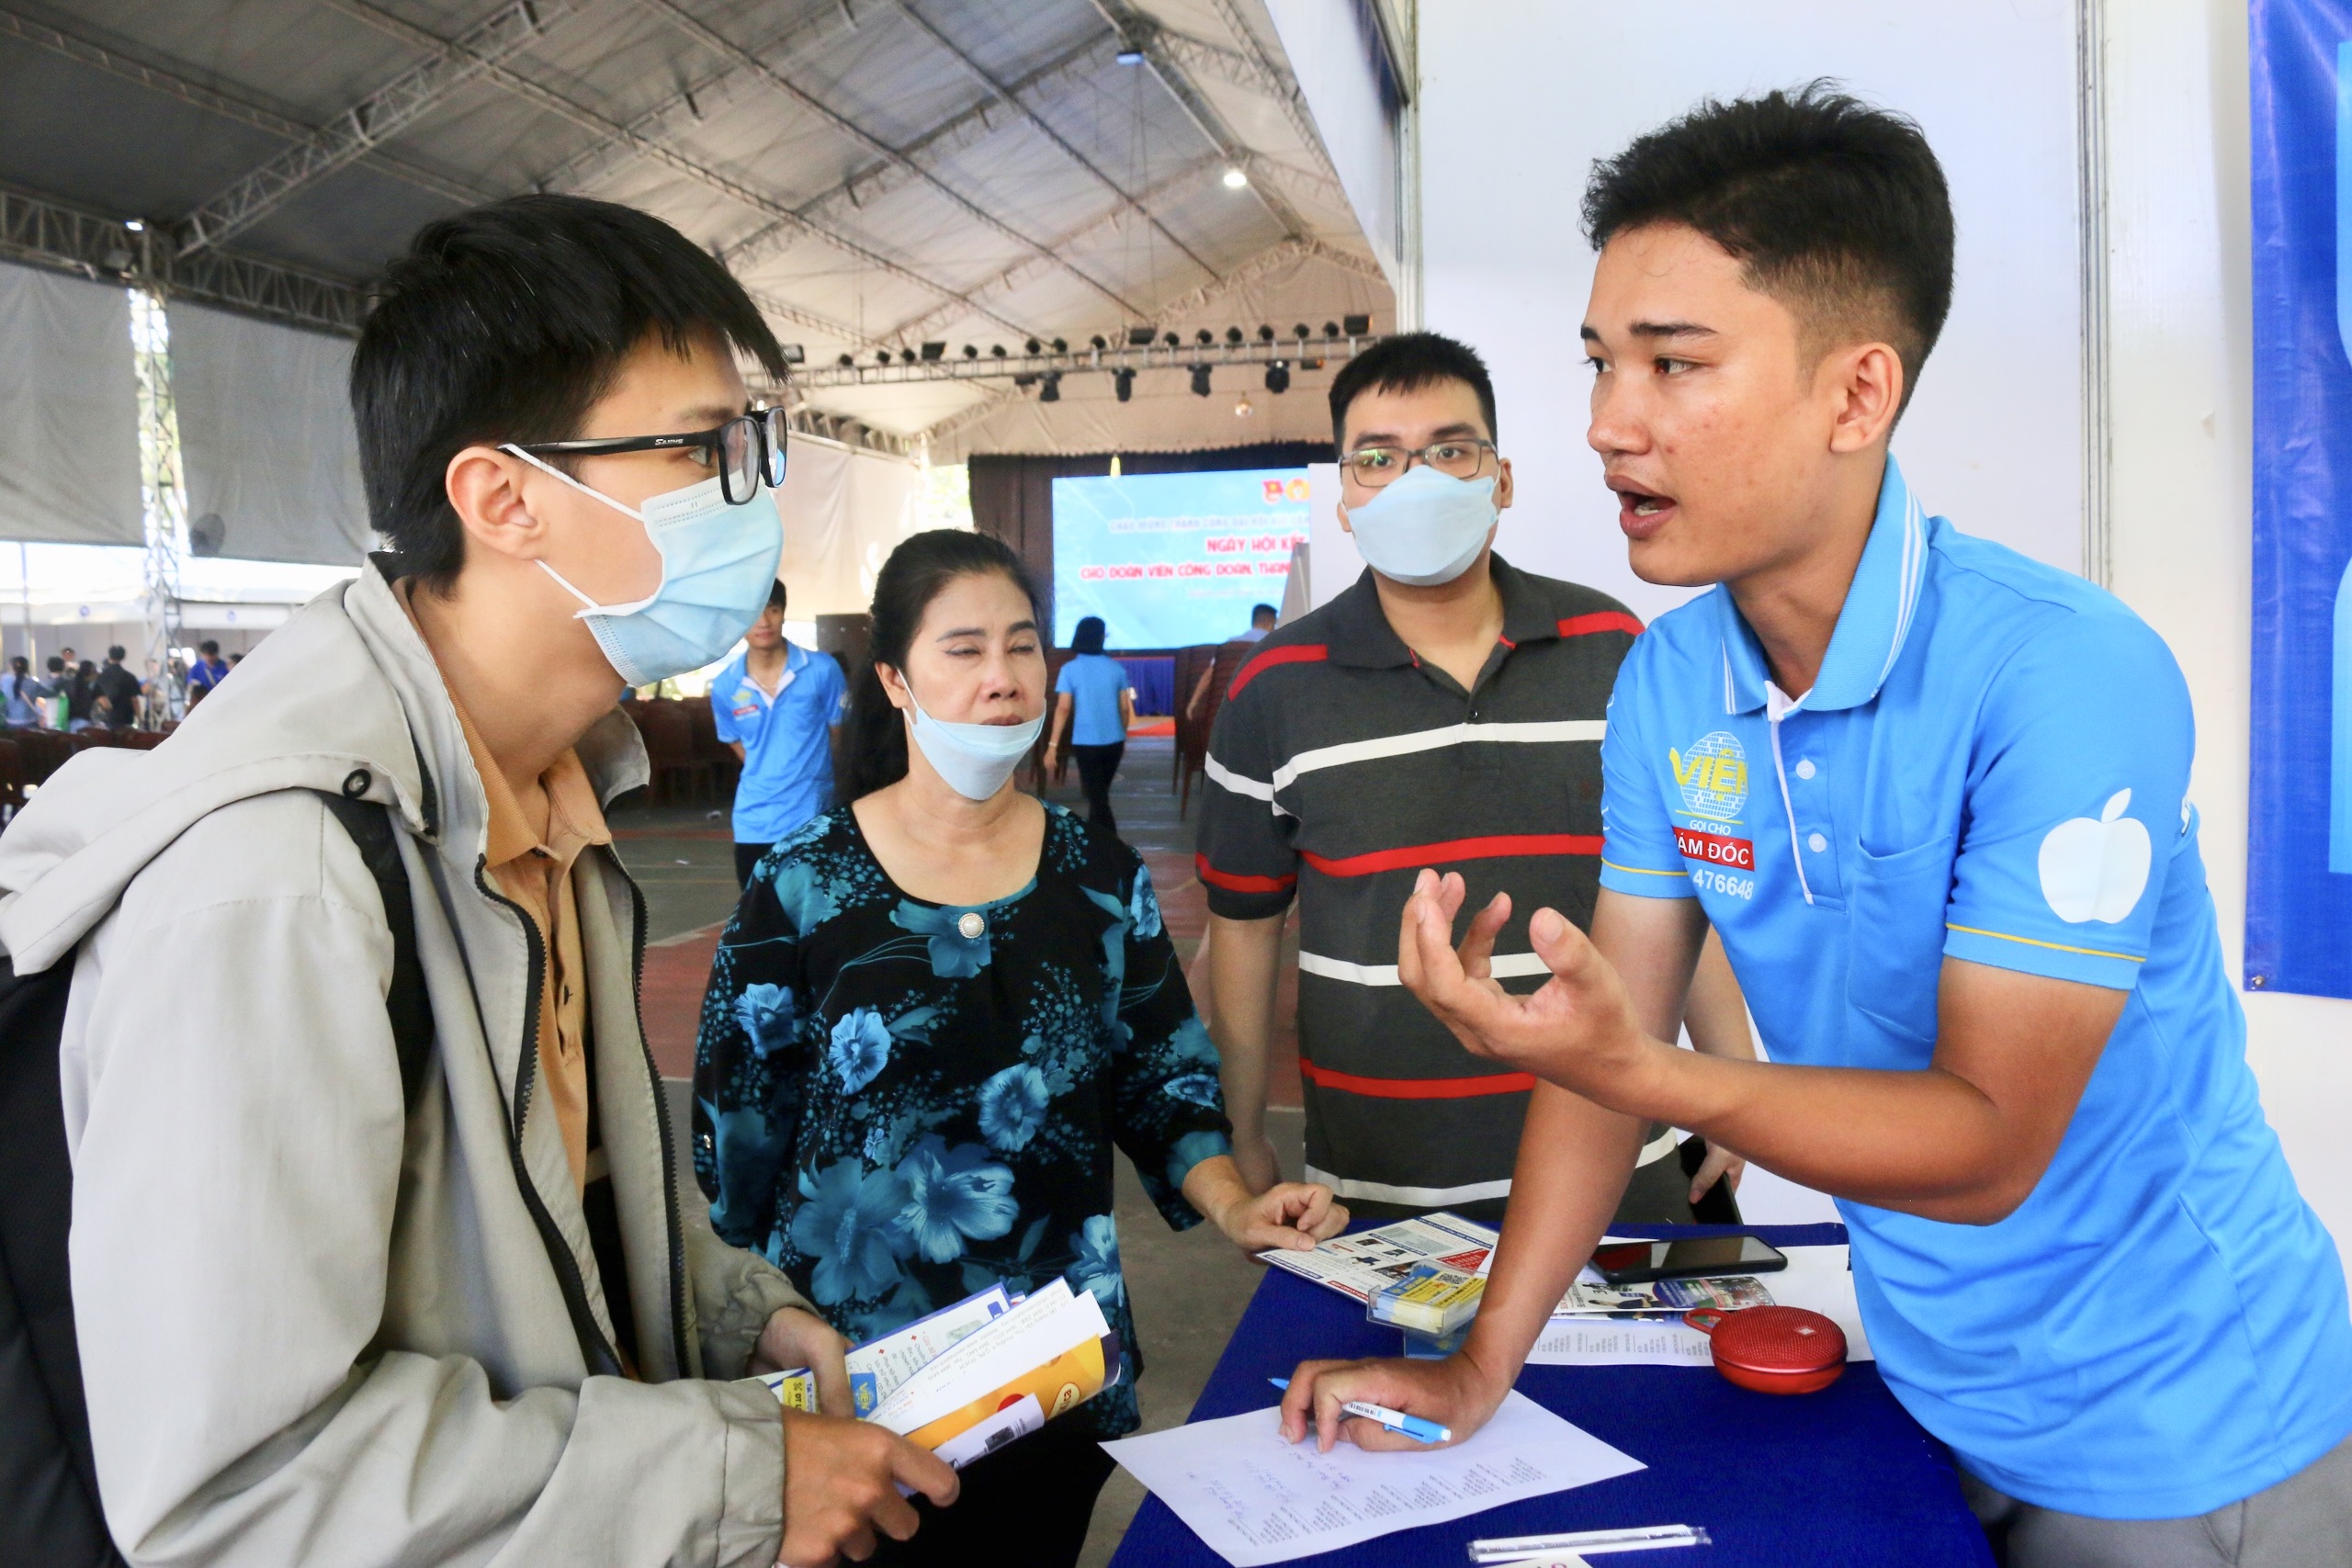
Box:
1117, 656, 1175, 716
1110, 1224, 1990, 1568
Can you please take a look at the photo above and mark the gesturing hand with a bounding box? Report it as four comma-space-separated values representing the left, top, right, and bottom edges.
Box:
776, 1410, 956, 1567
1395, 868, 1651, 1101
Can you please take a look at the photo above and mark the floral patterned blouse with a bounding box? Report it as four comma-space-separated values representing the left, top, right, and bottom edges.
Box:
692, 801, 1234, 1438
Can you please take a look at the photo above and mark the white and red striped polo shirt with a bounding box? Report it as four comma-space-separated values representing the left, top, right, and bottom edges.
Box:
1197, 556, 1647, 1218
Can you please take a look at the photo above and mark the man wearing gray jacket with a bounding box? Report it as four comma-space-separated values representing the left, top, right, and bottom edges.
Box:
0, 197, 953, 1566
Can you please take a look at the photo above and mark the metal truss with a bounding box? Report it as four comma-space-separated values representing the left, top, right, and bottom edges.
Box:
1084, 0, 1310, 243
0, 181, 367, 334
782, 403, 918, 458
628, 0, 1145, 321
779, 330, 1377, 391
718, 30, 1115, 283
0, 7, 493, 209
322, 0, 1043, 344
177, 0, 565, 256
872, 149, 1229, 351
894, 4, 1217, 278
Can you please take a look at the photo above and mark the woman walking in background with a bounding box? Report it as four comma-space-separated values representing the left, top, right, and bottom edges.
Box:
1043, 614, 1134, 833
694, 530, 1344, 1566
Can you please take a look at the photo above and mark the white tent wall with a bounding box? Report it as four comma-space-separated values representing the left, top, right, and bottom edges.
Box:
1266, 0, 1405, 286
1414, 0, 2086, 627
0, 263, 141, 547
774, 434, 929, 617
168, 301, 372, 567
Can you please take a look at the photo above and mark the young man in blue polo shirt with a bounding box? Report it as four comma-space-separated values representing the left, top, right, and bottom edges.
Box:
712, 580, 844, 887
1281, 87, 2352, 1564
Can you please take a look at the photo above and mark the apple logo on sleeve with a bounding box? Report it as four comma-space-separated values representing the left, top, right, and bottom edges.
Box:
2037, 789, 2154, 924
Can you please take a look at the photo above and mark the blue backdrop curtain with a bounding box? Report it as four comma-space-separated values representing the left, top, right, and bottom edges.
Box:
2249, 0, 2352, 996
968, 442, 1329, 650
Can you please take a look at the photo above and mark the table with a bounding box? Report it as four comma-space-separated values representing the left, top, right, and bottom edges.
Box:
1116, 655, 1175, 716
1110, 1224, 1991, 1568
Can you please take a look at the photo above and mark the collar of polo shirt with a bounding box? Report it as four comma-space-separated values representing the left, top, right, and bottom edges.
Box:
1713, 457, 1935, 719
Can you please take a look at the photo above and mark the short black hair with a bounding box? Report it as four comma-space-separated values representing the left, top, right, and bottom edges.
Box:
1327, 331, 1498, 449
198, 640, 219, 655
1582, 83, 1953, 412
1250, 604, 1277, 624
1071, 615, 1107, 654
767, 580, 787, 614
352, 195, 788, 591
106, 645, 125, 661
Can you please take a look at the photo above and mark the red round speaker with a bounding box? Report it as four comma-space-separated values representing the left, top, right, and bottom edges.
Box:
1686, 1304, 1848, 1394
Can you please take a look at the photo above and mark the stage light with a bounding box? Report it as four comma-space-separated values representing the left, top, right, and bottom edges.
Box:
990, 344, 1008, 357
1225, 326, 1243, 344
899, 348, 919, 363
1091, 335, 1108, 350
1323, 321, 1340, 339
1195, 329, 1213, 345
1190, 365, 1213, 397
876, 350, 892, 365
920, 342, 945, 361
1342, 313, 1371, 336
1257, 324, 1275, 343
779, 343, 806, 364
1040, 372, 1061, 403
1127, 326, 1157, 346
1024, 338, 1043, 355
963, 344, 978, 358
1051, 337, 1069, 353
1293, 322, 1311, 340
1115, 31, 1147, 64
1264, 361, 1290, 393
1163, 332, 1180, 347
1234, 395, 1253, 417
1222, 166, 1249, 189
838, 354, 854, 367
1114, 368, 1136, 401
124, 219, 144, 232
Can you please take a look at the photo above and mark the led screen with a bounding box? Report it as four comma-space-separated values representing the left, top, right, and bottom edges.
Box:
1050, 468, 1308, 647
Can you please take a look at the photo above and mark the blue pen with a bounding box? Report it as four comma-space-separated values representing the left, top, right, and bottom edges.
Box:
1268, 1377, 1452, 1444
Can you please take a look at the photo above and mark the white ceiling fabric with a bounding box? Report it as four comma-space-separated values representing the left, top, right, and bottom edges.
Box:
0, 263, 142, 547
774, 434, 931, 617
170, 302, 373, 567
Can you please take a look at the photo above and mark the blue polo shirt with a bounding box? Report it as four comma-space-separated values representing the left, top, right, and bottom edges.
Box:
1055, 654, 1132, 747
711, 642, 845, 845
1599, 457, 2352, 1518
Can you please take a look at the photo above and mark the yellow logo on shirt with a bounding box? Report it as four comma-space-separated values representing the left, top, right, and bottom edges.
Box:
1671, 731, 1748, 823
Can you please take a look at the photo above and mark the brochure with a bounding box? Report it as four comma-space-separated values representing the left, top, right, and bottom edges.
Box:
1258, 1213, 1501, 1303
762, 1278, 1120, 1469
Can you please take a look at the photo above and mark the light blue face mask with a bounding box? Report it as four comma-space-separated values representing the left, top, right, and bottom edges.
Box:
1342, 465, 1498, 587
905, 692, 1044, 801
504, 446, 784, 687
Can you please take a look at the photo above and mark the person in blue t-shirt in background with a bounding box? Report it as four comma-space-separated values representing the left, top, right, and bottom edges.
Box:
1280, 87, 2352, 1567
185, 639, 229, 707
710, 580, 845, 888
1044, 615, 1136, 833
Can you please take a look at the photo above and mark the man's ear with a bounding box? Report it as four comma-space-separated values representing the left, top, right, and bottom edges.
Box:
1494, 455, 1515, 512
1826, 342, 1905, 455
444, 445, 550, 565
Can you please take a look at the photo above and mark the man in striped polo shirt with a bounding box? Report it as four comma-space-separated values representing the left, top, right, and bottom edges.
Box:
1196, 332, 1752, 1222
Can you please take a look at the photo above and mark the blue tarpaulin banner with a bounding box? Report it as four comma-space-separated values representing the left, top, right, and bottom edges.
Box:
2248, 0, 2352, 997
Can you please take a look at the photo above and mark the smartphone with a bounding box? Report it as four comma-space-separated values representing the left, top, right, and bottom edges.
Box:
1590, 1234, 1787, 1285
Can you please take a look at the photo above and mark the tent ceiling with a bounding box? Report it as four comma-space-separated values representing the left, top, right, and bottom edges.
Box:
0, 0, 1389, 446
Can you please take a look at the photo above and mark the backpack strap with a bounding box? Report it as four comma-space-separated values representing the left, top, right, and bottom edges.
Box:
319, 789, 433, 1107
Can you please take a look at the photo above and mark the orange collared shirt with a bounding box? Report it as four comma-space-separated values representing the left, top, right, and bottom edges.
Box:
399, 585, 611, 1195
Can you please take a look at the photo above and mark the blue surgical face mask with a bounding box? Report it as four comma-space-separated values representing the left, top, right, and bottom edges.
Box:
1342, 465, 1498, 587
504, 446, 784, 687
905, 691, 1043, 801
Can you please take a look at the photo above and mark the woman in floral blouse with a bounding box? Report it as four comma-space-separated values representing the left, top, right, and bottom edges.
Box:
695, 530, 1346, 1565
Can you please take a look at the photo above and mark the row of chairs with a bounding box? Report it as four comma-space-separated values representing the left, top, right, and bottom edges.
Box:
1171, 641, 1256, 818
620, 697, 741, 807
0, 725, 175, 816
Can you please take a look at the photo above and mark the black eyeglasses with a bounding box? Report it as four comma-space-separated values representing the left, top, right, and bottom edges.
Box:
1340, 437, 1498, 488
518, 406, 789, 505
